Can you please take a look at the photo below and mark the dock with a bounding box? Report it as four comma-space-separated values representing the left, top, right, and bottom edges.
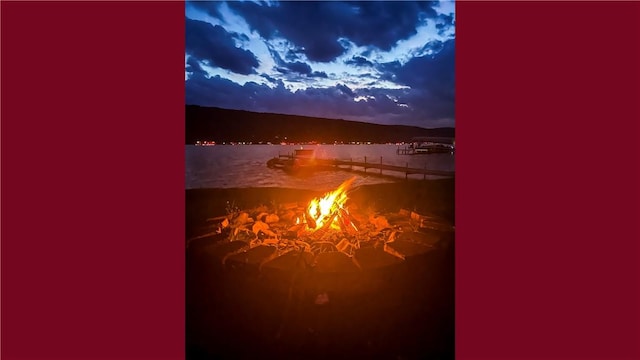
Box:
270, 153, 454, 180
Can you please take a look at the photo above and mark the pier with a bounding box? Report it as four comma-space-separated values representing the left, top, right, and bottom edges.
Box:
270, 153, 455, 180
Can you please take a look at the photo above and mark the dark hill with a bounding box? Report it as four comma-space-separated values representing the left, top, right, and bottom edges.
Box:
185, 106, 454, 144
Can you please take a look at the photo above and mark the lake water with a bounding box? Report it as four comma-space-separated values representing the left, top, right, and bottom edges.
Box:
185, 144, 455, 191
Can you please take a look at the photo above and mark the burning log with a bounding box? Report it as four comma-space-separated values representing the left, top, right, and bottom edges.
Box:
320, 211, 339, 231
304, 209, 317, 229
205, 215, 229, 222
304, 177, 355, 231
310, 241, 337, 254
211, 176, 456, 262
293, 240, 311, 253
410, 211, 455, 232
265, 214, 280, 224
336, 238, 359, 255
338, 207, 359, 235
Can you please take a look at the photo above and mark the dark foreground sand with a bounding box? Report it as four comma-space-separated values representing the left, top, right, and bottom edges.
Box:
186, 179, 454, 359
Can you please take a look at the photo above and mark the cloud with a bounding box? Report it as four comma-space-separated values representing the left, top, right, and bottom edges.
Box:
420, 40, 444, 55
185, 74, 452, 128
227, 1, 440, 62
284, 61, 312, 75
270, 46, 323, 77
342, 1, 438, 50
435, 13, 455, 36
345, 56, 374, 67
393, 39, 455, 120
184, 1, 455, 128
185, 17, 259, 75
377, 60, 401, 82
336, 84, 355, 97
260, 73, 277, 83
186, 1, 223, 20
285, 48, 306, 62
396, 39, 455, 102
309, 71, 328, 78
185, 57, 207, 77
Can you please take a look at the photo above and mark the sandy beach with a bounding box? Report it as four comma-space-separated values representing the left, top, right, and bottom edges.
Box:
186, 178, 455, 359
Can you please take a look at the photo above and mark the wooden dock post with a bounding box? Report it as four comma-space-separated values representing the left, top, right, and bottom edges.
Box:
266, 153, 454, 179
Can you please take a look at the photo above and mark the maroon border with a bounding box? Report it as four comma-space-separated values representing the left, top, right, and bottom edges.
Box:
457, 2, 640, 359
2, 1, 640, 360
1, 2, 185, 359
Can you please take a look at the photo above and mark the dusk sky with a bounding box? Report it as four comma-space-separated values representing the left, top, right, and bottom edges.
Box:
185, 1, 455, 129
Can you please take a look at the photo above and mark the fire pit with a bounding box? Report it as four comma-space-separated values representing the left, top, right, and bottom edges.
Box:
190, 177, 454, 275
186, 179, 456, 359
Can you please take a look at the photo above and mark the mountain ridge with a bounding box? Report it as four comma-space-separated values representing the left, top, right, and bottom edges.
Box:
185, 105, 454, 144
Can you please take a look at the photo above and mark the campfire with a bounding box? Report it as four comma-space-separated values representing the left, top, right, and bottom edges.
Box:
192, 178, 455, 268
304, 177, 358, 234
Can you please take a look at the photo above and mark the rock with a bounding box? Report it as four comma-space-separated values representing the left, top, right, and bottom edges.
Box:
255, 212, 269, 222
279, 210, 296, 223
232, 228, 256, 243
233, 212, 252, 226
252, 221, 269, 235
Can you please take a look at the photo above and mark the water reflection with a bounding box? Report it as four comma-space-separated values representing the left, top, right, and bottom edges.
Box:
185, 144, 455, 191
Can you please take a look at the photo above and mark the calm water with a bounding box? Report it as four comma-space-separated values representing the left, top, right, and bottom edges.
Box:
185, 144, 455, 191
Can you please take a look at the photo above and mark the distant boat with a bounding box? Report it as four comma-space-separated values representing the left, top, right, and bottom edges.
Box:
397, 137, 455, 155
412, 142, 455, 154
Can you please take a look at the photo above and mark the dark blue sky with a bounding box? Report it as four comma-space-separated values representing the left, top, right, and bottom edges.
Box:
185, 1, 455, 128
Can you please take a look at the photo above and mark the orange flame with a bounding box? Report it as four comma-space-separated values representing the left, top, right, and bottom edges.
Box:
306, 177, 356, 231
